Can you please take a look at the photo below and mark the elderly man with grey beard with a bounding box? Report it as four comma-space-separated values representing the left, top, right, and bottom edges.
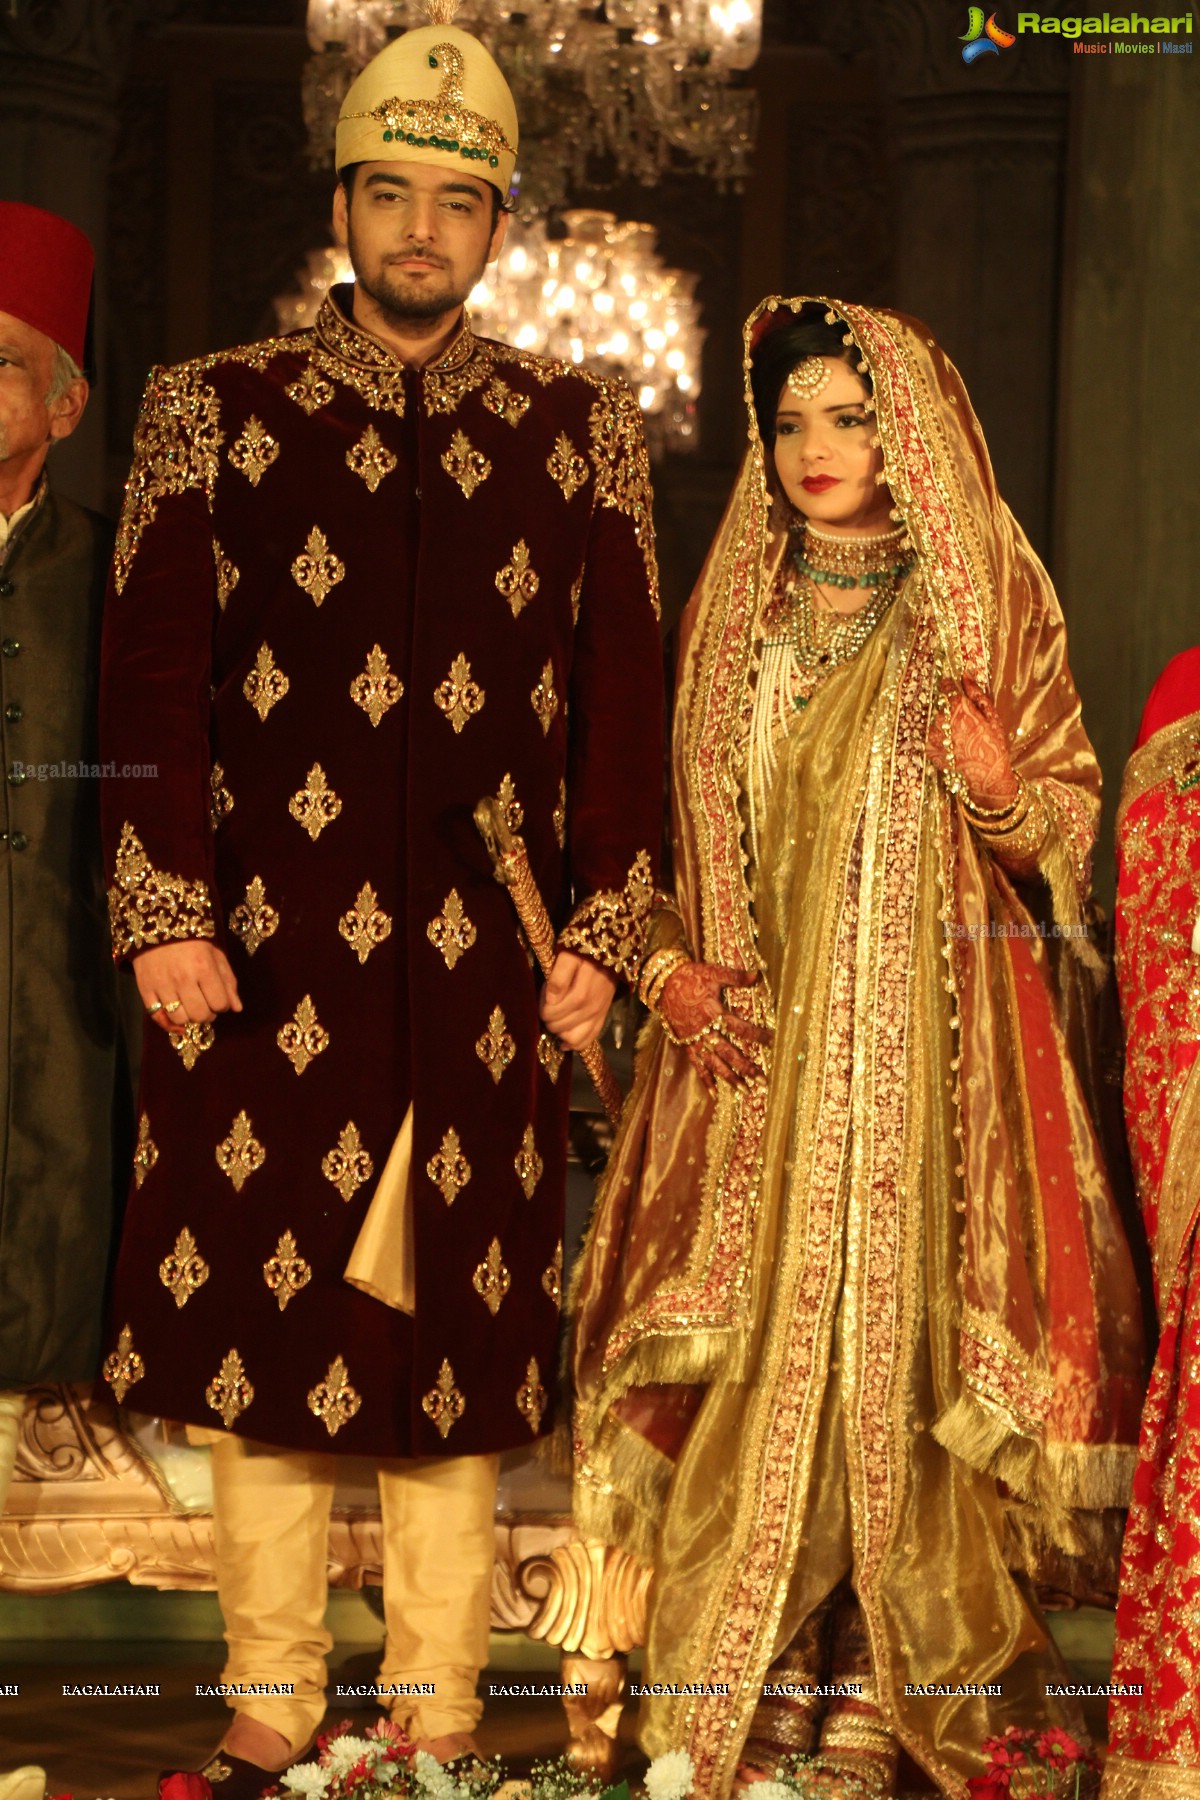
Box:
0, 201, 130, 1800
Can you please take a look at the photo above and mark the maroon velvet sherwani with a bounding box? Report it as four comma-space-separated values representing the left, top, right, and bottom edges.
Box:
98, 290, 662, 1460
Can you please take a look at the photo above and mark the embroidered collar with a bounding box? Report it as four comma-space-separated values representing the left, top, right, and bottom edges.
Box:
316, 285, 477, 376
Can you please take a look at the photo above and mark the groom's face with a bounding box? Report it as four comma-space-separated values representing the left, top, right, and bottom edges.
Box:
333, 162, 507, 322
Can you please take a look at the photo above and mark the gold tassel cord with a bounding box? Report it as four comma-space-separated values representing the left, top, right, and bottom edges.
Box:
421, 0, 462, 21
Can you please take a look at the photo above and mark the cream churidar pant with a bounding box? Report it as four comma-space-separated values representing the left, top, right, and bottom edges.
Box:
210, 1434, 500, 1754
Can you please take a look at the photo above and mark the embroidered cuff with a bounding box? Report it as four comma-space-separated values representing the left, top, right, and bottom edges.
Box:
107, 821, 216, 960
558, 848, 654, 985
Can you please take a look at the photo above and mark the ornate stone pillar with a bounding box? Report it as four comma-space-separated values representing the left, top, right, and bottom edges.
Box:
1053, 57, 1200, 903
850, 0, 1070, 560
0, 0, 137, 509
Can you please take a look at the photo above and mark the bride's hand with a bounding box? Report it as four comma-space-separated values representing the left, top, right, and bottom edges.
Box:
659, 961, 772, 1093
928, 676, 1020, 812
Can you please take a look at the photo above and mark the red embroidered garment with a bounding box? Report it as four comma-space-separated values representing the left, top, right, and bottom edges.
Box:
97, 292, 663, 1459
1103, 647, 1200, 1799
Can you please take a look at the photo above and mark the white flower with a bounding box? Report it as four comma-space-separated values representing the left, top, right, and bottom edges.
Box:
643, 1750, 695, 1800
280, 1765, 331, 1799
747, 1784, 795, 1800
325, 1734, 377, 1773
414, 1750, 465, 1800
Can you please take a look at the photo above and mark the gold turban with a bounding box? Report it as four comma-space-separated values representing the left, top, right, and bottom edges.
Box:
335, 24, 518, 197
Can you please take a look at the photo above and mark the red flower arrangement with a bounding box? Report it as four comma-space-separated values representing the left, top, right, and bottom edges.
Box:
969, 1725, 1099, 1799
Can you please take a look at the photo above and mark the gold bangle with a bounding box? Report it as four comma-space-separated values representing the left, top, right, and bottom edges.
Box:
638, 945, 690, 1009
963, 778, 1026, 822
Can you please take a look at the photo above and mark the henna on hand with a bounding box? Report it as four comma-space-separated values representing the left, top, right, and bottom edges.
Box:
659, 961, 772, 1089
932, 677, 1019, 811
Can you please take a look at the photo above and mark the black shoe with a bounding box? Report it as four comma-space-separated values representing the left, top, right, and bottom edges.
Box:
157, 1751, 285, 1798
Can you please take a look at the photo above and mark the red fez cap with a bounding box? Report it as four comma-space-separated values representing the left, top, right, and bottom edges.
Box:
0, 202, 94, 367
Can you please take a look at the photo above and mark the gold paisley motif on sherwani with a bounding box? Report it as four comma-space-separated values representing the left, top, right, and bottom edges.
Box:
570, 297, 1145, 1798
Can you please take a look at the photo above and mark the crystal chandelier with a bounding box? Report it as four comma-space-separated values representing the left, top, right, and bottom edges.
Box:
303, 0, 761, 211
274, 207, 704, 454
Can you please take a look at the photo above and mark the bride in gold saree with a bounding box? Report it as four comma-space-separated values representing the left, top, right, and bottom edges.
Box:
569, 298, 1145, 1799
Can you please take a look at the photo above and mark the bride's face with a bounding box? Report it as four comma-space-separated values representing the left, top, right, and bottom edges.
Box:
771, 356, 893, 533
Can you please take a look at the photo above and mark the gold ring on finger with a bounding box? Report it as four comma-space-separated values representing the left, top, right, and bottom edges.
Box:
163, 1000, 182, 1012
147, 1001, 164, 1015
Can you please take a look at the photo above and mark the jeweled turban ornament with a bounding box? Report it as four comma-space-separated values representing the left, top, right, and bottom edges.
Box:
786, 357, 833, 402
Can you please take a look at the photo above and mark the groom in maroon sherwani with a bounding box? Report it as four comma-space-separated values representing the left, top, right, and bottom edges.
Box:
99, 17, 662, 1792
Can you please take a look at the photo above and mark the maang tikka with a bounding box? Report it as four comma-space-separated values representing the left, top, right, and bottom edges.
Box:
786, 357, 832, 402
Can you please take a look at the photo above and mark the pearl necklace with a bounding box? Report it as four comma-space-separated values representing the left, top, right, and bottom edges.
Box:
793, 521, 914, 590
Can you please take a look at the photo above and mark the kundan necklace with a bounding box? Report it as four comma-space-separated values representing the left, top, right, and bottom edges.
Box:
792, 520, 914, 589
746, 526, 914, 864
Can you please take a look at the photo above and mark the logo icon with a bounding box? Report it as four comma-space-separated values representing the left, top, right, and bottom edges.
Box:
960, 7, 1017, 61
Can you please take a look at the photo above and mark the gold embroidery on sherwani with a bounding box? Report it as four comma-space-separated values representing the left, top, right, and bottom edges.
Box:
277, 995, 329, 1074
346, 423, 398, 493
308, 1355, 362, 1438
495, 540, 540, 617
516, 1357, 547, 1433
290, 526, 346, 606
422, 326, 490, 416
542, 1242, 563, 1306
351, 644, 403, 726
215, 1111, 265, 1192
434, 653, 485, 732
494, 772, 524, 832
108, 822, 215, 958
289, 764, 342, 840
569, 571, 583, 624
482, 376, 530, 427
170, 1021, 215, 1071
286, 363, 334, 414
322, 1122, 374, 1202
113, 363, 222, 594
536, 1033, 565, 1082
475, 1007, 516, 1083
243, 643, 289, 721
159, 1227, 210, 1309
312, 303, 407, 416
427, 1128, 471, 1204
229, 876, 279, 955
547, 430, 588, 501
263, 1230, 312, 1312
553, 779, 567, 848
515, 1124, 543, 1198
558, 848, 654, 983
427, 890, 476, 969
441, 429, 492, 498
339, 882, 392, 964
472, 1238, 511, 1316
531, 661, 559, 735
103, 1325, 145, 1403
206, 1348, 254, 1428
133, 1113, 158, 1188
228, 415, 280, 486
209, 764, 234, 830
213, 540, 239, 611
422, 1359, 465, 1439
587, 380, 660, 615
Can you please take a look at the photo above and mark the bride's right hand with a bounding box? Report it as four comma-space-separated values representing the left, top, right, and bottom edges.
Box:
659, 961, 772, 1092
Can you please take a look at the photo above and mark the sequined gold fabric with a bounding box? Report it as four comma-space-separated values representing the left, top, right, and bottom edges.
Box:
558, 848, 654, 984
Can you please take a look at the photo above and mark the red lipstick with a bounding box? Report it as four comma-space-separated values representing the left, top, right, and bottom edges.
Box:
801, 475, 838, 494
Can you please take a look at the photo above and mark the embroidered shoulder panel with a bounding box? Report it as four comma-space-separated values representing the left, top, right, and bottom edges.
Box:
558, 848, 655, 984
108, 822, 216, 960
112, 363, 225, 595
585, 377, 661, 618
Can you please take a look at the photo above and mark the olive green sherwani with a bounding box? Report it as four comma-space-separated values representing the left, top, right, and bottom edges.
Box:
0, 478, 129, 1386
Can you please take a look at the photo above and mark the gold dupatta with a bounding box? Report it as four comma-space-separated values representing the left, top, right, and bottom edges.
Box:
570, 298, 1144, 1798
